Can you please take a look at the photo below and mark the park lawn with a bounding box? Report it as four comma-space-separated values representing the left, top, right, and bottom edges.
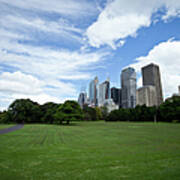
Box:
0, 121, 180, 180
0, 124, 15, 130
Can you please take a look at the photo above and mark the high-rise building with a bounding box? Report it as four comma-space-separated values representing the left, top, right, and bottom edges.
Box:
98, 79, 110, 107
136, 86, 157, 107
121, 67, 136, 108
142, 63, 163, 106
111, 87, 121, 107
89, 76, 99, 106
78, 92, 87, 108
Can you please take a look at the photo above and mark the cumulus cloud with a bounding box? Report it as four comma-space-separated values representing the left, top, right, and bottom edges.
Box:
130, 39, 180, 98
0, 71, 78, 110
0, 31, 107, 109
0, 0, 109, 109
0, 72, 62, 110
86, 0, 180, 49
0, 71, 43, 95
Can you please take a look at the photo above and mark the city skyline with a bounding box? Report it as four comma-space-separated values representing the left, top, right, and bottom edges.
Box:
1, 0, 180, 110
80, 62, 179, 110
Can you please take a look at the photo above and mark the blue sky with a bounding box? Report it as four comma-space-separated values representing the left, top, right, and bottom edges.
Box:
0, 0, 180, 110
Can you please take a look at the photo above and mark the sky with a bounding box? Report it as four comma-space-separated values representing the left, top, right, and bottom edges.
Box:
0, 0, 180, 110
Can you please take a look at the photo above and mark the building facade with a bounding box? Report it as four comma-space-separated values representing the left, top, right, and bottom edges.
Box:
89, 76, 99, 106
121, 67, 136, 108
142, 63, 163, 106
98, 80, 110, 107
136, 86, 157, 107
111, 87, 121, 107
78, 92, 87, 108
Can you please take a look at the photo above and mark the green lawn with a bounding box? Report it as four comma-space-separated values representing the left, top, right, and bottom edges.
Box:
0, 121, 180, 180
0, 124, 14, 130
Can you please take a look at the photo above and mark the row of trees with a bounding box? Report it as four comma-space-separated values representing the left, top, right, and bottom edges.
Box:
0, 95, 179, 124
0, 99, 106, 124
107, 96, 180, 122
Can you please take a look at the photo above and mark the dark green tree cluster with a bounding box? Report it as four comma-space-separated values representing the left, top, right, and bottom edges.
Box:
41, 102, 59, 124
82, 105, 108, 121
0, 99, 83, 125
54, 101, 83, 124
106, 105, 156, 122
107, 96, 180, 122
158, 96, 180, 122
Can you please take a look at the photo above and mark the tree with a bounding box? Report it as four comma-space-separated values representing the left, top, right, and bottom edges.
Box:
106, 105, 157, 122
106, 110, 120, 121
40, 102, 59, 124
95, 107, 103, 120
0, 111, 12, 124
83, 105, 98, 121
54, 101, 83, 124
100, 106, 108, 120
8, 99, 41, 123
158, 96, 180, 122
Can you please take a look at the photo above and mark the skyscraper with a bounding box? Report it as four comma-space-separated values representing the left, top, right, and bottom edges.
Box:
78, 92, 87, 108
89, 76, 99, 106
111, 87, 121, 107
136, 86, 157, 107
142, 63, 163, 106
98, 79, 110, 107
121, 67, 136, 108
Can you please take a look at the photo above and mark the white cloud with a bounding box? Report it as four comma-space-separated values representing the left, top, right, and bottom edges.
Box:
0, 15, 83, 44
0, 0, 97, 17
0, 38, 107, 80
0, 71, 78, 109
86, 0, 180, 49
0, 71, 43, 95
0, 0, 109, 110
130, 39, 180, 98
0, 34, 107, 109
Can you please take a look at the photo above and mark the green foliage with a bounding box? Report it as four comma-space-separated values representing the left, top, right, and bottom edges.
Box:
3, 95, 180, 124
158, 96, 180, 122
100, 106, 108, 120
4, 99, 83, 125
95, 107, 103, 120
40, 102, 59, 124
8, 99, 42, 123
54, 101, 83, 124
0, 111, 12, 124
106, 109, 130, 121
106, 96, 180, 122
83, 105, 99, 121
107, 105, 157, 122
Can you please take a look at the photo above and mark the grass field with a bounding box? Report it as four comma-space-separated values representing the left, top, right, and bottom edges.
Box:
0, 124, 14, 130
0, 121, 180, 180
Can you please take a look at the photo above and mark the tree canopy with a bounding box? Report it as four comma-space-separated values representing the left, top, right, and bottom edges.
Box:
54, 101, 83, 124
107, 96, 180, 122
1, 95, 180, 124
